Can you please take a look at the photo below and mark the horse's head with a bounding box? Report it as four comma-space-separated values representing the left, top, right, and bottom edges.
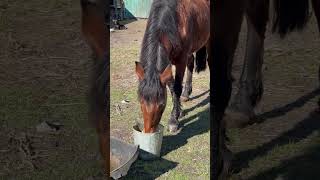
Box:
135, 61, 172, 133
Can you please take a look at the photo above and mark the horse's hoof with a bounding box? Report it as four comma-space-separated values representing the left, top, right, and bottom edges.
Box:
180, 96, 189, 102
224, 108, 255, 128
168, 123, 179, 133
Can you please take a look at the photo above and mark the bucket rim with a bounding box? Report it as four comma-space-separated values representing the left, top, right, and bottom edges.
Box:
132, 123, 164, 135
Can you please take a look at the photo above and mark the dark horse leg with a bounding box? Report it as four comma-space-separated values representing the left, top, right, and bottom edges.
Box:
211, 0, 244, 178
313, 0, 320, 109
181, 55, 194, 102
181, 46, 208, 102
225, 0, 269, 128
168, 56, 188, 132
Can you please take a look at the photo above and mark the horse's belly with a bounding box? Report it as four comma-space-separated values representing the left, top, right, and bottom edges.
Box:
182, 0, 210, 53
190, 26, 210, 53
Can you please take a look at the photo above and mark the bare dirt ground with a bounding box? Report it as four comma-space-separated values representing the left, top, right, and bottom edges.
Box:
110, 20, 146, 48
110, 13, 320, 180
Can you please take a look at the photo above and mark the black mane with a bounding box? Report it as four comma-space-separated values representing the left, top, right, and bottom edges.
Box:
137, 0, 180, 103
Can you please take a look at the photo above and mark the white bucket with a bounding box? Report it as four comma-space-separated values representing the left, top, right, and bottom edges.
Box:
133, 123, 164, 160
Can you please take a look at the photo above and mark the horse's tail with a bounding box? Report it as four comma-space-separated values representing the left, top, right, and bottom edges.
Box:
272, 0, 310, 37
195, 46, 207, 73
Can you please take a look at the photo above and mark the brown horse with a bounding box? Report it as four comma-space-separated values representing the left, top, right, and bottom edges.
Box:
80, 0, 110, 177
135, 0, 210, 133
211, 0, 320, 179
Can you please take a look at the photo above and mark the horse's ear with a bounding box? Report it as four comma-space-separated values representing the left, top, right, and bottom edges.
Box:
135, 61, 144, 80
160, 64, 172, 85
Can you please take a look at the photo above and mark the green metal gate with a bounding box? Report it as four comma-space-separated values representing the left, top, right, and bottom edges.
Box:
124, 0, 154, 19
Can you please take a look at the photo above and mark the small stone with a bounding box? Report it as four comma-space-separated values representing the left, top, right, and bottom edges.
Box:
121, 99, 130, 104
36, 122, 58, 133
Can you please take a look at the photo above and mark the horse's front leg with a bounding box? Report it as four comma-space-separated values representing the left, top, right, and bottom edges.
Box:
181, 55, 195, 102
225, 0, 269, 128
168, 58, 188, 133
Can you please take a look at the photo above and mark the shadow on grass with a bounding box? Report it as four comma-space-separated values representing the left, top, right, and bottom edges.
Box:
232, 110, 320, 174
255, 88, 320, 124
122, 158, 178, 180
247, 138, 320, 180
162, 105, 210, 156
188, 90, 209, 101
182, 91, 209, 116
